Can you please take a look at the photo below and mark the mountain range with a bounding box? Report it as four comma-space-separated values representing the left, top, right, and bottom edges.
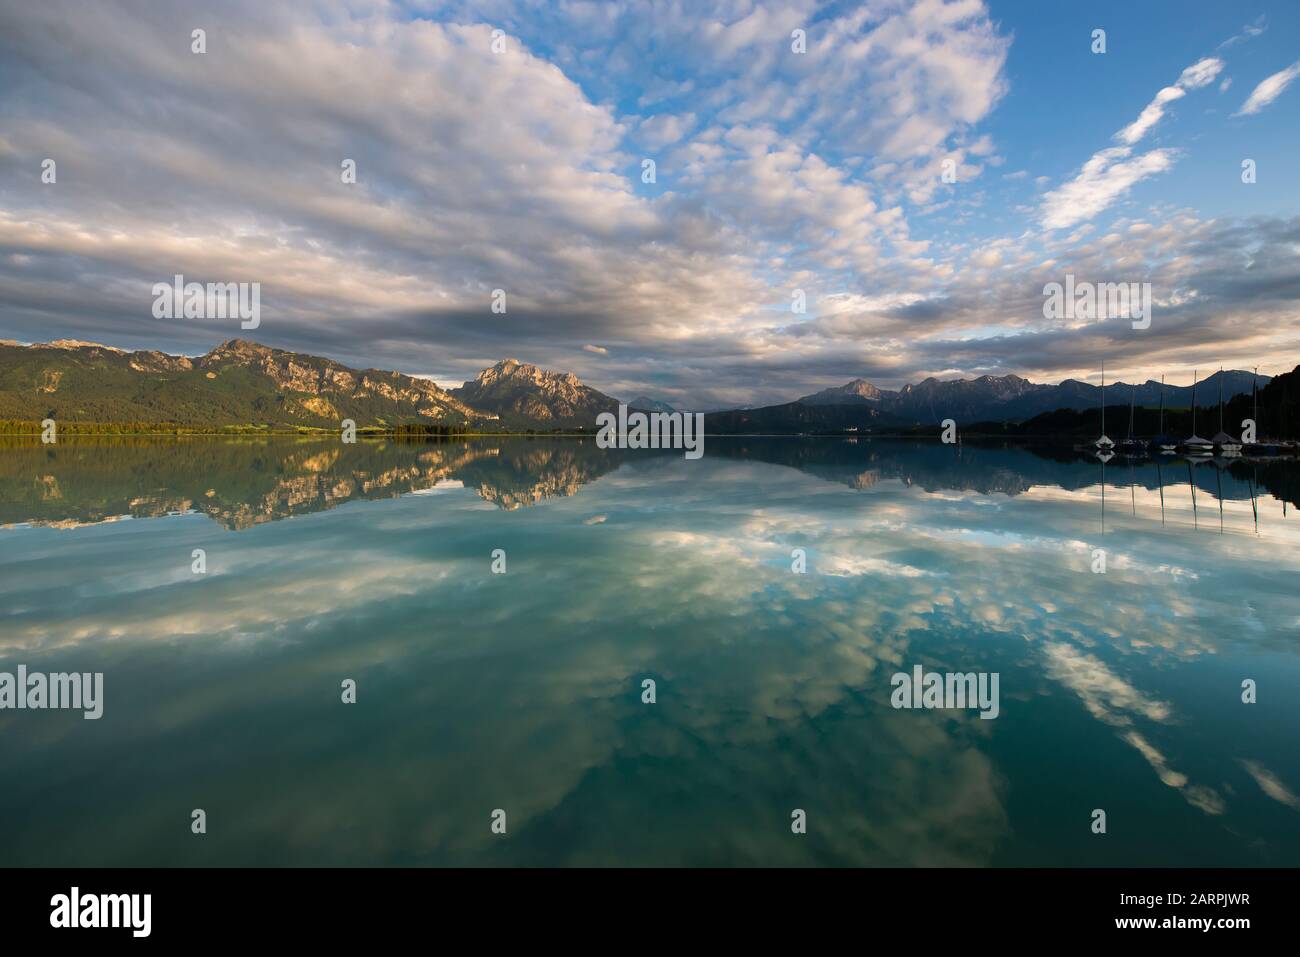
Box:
706, 370, 1270, 434
0, 338, 489, 429
628, 396, 678, 414
0, 338, 1276, 433
796, 371, 1266, 423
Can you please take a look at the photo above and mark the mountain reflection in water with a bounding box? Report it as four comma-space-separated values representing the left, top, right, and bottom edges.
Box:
2, 435, 1296, 530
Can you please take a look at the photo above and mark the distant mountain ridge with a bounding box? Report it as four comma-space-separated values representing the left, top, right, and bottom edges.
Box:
628, 396, 677, 414
795, 370, 1266, 425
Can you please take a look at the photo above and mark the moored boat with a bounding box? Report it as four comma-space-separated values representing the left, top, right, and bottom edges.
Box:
1153, 375, 1177, 453
1244, 368, 1278, 455
1183, 369, 1213, 455
1212, 367, 1243, 455
1095, 363, 1114, 454
1119, 383, 1146, 453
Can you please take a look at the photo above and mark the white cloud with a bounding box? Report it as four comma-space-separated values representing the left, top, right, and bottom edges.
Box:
1235, 60, 1300, 115
636, 112, 697, 150
0, 1, 1296, 406
1040, 148, 1176, 231
1116, 86, 1186, 146
1115, 58, 1221, 147
1041, 57, 1221, 231
1176, 57, 1225, 90
1217, 16, 1268, 51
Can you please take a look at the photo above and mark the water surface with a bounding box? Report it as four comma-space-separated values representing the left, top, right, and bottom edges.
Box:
1, 436, 1298, 866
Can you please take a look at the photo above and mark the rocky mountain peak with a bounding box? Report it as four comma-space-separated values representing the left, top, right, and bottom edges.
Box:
451, 357, 618, 428
209, 338, 274, 359
42, 339, 124, 352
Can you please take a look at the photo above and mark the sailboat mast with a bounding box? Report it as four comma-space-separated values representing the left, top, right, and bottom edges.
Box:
1192, 369, 1197, 434
1101, 363, 1105, 436
1128, 385, 1135, 440
1159, 375, 1165, 433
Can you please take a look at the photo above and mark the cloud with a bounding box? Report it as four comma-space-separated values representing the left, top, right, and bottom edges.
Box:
1040, 148, 1176, 231
1041, 642, 1226, 815
636, 112, 696, 150
1041, 57, 1223, 232
1116, 87, 1187, 146
1235, 60, 1300, 115
1176, 57, 1225, 91
0, 0, 1014, 396
0, 1, 1295, 408
1217, 15, 1267, 51
0, 0, 775, 383
1041, 641, 1173, 726
1116, 58, 1221, 147
1239, 760, 1300, 810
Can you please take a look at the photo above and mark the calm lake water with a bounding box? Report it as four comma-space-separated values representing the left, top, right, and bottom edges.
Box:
1, 435, 1298, 866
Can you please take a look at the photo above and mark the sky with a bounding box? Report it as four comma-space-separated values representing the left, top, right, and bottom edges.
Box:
1, 0, 1298, 409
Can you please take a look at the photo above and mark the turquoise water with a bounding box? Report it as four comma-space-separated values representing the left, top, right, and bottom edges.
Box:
1, 436, 1298, 866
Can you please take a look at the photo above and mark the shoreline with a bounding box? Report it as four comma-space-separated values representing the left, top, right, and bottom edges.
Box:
2, 428, 1295, 457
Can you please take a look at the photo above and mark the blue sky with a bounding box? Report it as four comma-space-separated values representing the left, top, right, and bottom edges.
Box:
980, 1, 1299, 221
0, 0, 1297, 408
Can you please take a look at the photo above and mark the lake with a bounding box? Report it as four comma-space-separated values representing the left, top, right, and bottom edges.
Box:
1, 435, 1298, 866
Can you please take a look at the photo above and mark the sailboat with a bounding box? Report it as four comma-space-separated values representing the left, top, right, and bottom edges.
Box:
1095, 363, 1114, 454
1183, 369, 1213, 456
1119, 382, 1146, 452
1211, 367, 1242, 456
1153, 375, 1176, 453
